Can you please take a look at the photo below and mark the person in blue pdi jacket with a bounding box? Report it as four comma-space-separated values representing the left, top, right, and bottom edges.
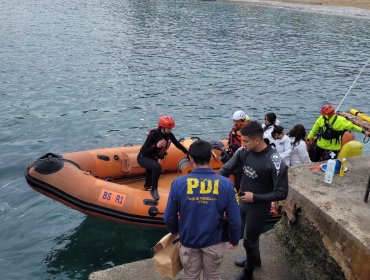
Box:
164, 140, 241, 280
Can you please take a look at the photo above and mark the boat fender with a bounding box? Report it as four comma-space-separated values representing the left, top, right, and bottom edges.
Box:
337, 140, 364, 159
34, 153, 64, 175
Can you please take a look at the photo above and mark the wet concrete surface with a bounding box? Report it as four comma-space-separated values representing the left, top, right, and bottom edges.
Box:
89, 228, 298, 280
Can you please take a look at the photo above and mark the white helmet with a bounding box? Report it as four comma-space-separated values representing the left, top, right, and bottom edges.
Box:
232, 110, 249, 121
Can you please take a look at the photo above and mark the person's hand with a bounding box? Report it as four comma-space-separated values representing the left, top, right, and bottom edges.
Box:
228, 242, 238, 249
239, 191, 254, 202
364, 130, 370, 137
157, 139, 166, 148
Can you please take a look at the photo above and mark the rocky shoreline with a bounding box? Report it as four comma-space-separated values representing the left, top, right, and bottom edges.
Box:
275, 0, 370, 10
230, 0, 370, 17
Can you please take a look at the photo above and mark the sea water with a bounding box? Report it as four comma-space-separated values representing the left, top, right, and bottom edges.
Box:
1, 0, 370, 279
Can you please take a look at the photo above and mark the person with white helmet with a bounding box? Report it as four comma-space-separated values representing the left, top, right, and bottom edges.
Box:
229, 110, 250, 154
225, 110, 250, 192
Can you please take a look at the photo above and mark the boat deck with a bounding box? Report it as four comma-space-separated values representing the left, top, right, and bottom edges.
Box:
111, 172, 182, 192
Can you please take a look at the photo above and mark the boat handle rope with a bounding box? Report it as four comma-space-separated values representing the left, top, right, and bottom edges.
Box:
62, 158, 88, 172
363, 134, 370, 144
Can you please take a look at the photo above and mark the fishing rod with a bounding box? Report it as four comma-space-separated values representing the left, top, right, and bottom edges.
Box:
335, 58, 370, 113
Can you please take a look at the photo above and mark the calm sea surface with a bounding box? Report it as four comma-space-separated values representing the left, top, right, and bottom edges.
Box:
1, 0, 370, 279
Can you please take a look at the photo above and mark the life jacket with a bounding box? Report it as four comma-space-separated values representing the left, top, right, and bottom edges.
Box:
158, 138, 171, 159
317, 115, 343, 144
147, 129, 172, 159
228, 129, 241, 153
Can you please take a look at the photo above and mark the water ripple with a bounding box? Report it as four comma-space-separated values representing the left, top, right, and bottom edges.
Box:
1, 0, 370, 279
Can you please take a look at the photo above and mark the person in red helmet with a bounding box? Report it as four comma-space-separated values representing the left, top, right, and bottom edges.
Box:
137, 115, 188, 200
307, 104, 369, 162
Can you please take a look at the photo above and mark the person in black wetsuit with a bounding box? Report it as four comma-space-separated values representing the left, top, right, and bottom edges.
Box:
137, 115, 188, 200
219, 120, 288, 280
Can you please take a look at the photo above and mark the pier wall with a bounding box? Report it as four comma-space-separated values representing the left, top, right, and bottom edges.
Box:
281, 155, 370, 280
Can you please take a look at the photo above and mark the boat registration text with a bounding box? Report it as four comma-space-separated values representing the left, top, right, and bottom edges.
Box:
98, 189, 127, 207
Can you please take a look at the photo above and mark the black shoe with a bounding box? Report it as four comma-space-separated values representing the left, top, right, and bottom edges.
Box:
233, 272, 244, 280
244, 269, 254, 280
234, 258, 246, 267
151, 189, 160, 200
234, 257, 260, 268
233, 270, 253, 280
256, 257, 261, 268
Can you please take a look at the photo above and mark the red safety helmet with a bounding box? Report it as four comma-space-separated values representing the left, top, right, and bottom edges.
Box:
320, 104, 335, 118
158, 115, 175, 129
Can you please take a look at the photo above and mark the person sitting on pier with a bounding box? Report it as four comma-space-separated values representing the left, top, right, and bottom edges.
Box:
307, 104, 369, 162
137, 115, 188, 200
262, 112, 278, 145
288, 124, 311, 166
270, 125, 292, 166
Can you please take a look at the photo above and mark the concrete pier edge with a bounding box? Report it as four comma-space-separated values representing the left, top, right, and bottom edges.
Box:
90, 155, 370, 280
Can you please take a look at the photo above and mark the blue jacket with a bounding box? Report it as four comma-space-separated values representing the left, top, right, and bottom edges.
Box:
164, 168, 241, 248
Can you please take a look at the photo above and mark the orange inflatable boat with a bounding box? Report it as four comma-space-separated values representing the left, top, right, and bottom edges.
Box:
25, 138, 282, 227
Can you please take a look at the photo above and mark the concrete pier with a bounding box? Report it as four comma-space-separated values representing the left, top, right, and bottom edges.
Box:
89, 155, 370, 280
89, 229, 297, 280
281, 155, 370, 280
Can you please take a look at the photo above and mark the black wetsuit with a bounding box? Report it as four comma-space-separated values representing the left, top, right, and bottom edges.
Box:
137, 128, 188, 190
219, 146, 288, 273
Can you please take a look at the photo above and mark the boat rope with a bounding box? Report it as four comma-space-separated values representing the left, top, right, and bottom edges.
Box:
335, 58, 370, 113
0, 177, 23, 190
62, 158, 88, 173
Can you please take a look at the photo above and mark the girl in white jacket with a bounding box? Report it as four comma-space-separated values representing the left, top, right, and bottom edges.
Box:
271, 125, 292, 166
262, 112, 278, 145
288, 124, 311, 166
